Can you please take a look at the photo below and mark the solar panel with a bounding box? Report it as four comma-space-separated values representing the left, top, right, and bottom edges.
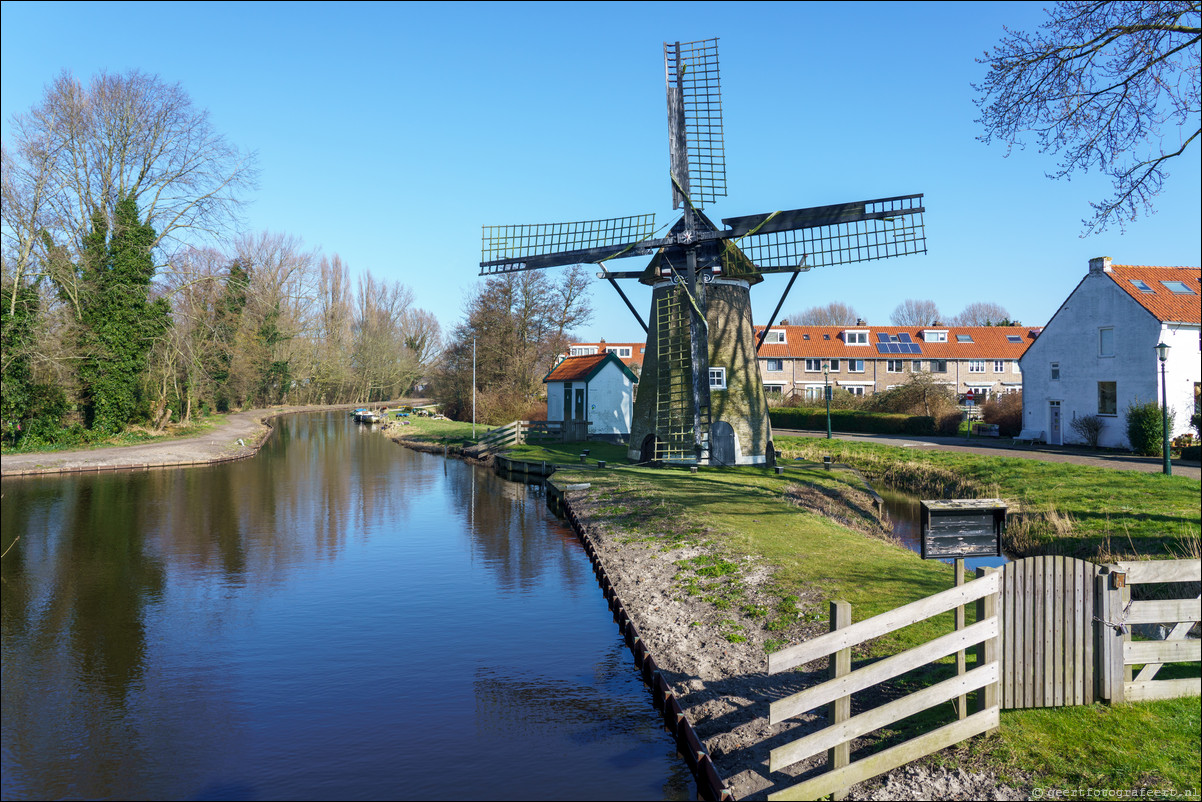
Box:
877, 333, 890, 342
898, 333, 912, 342
893, 343, 904, 353
876, 344, 890, 354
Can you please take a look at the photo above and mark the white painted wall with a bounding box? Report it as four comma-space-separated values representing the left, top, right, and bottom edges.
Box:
1021, 269, 1200, 448
546, 362, 635, 436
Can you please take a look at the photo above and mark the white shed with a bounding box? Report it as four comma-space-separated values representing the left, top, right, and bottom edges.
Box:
543, 352, 638, 442
1020, 257, 1200, 447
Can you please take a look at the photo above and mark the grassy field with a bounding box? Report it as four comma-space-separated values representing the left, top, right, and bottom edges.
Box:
776, 436, 1201, 560
496, 439, 1199, 795
1, 417, 219, 454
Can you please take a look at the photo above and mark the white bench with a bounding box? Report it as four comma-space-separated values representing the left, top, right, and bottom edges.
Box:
1013, 429, 1044, 446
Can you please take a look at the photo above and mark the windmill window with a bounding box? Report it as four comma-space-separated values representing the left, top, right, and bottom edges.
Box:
1161, 280, 1195, 294
709, 367, 727, 390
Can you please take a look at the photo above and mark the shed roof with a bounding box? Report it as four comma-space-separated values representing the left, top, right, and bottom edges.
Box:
543, 352, 638, 384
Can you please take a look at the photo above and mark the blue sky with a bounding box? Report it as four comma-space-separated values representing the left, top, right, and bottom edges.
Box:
3, 1, 1199, 342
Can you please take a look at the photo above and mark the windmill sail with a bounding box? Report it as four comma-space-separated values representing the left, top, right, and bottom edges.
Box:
665, 38, 726, 210
480, 214, 657, 273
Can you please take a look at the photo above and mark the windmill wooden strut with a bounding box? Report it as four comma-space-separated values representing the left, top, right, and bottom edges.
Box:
480, 38, 927, 466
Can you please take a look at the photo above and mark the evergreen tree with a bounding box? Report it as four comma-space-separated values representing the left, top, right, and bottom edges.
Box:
77, 196, 170, 433
1, 282, 40, 445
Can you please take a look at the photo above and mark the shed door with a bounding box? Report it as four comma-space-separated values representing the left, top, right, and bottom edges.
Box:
563, 384, 573, 420
574, 388, 586, 421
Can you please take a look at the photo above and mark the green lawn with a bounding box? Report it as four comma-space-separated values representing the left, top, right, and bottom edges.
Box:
776, 436, 1201, 560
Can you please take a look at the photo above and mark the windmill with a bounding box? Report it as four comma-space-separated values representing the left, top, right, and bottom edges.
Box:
479, 38, 926, 466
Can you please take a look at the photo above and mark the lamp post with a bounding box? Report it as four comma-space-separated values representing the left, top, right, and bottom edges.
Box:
823, 361, 832, 439
1156, 341, 1171, 476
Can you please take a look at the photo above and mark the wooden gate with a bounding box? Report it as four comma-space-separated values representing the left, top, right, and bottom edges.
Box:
999, 556, 1102, 709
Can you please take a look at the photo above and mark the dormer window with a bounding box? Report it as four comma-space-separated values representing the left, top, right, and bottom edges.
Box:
762, 329, 787, 344
844, 330, 869, 345
923, 330, 948, 343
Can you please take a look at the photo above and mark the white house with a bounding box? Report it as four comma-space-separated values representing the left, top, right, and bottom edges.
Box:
543, 352, 638, 441
1020, 257, 1201, 448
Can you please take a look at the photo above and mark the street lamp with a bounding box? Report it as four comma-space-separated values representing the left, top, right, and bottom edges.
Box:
823, 361, 832, 439
1155, 341, 1171, 476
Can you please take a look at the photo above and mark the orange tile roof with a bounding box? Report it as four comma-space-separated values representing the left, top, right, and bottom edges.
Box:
1105, 265, 1201, 324
753, 325, 1038, 360
544, 352, 637, 384
567, 341, 645, 367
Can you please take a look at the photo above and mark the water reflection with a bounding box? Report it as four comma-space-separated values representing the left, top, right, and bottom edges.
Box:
2, 412, 688, 800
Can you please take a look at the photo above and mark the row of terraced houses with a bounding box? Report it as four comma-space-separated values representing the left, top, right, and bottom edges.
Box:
569, 323, 1037, 404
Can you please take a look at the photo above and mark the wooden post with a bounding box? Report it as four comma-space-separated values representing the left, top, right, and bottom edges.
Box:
954, 558, 966, 720
1096, 571, 1125, 704
828, 600, 852, 801
975, 567, 999, 725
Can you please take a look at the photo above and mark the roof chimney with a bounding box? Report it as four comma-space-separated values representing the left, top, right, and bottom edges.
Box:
856, 318, 865, 326
1089, 256, 1112, 274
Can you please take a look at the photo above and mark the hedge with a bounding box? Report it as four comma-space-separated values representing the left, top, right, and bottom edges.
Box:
769, 407, 936, 435
1181, 445, 1201, 462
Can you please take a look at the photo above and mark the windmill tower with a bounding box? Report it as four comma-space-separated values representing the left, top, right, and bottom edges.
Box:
480, 38, 926, 466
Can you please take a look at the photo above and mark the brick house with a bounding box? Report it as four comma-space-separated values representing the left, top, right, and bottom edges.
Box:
564, 340, 646, 371
751, 324, 1038, 402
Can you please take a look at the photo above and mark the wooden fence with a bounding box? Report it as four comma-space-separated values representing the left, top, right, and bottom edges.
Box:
1098, 559, 1201, 704
476, 420, 589, 452
765, 570, 1000, 801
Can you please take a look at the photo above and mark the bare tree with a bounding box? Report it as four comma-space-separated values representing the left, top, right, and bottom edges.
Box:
5, 70, 257, 317
890, 299, 943, 326
974, 1, 1201, 232
951, 301, 1013, 326
791, 301, 862, 326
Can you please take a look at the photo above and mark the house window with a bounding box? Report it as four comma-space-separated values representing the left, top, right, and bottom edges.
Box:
570, 346, 598, 356
802, 333, 810, 340
764, 385, 783, 396
968, 360, 986, 373
1006, 335, 1023, 343
1051, 362, 1060, 380
923, 330, 948, 343
846, 386, 866, 396
804, 359, 823, 372
606, 346, 632, 358
1161, 280, 1195, 294
828, 359, 840, 372
913, 360, 923, 371
848, 359, 865, 373
804, 386, 825, 401
929, 359, 947, 373
1098, 381, 1117, 415
994, 360, 1006, 372
1129, 279, 1154, 293
886, 360, 904, 373
956, 334, 974, 343
709, 367, 726, 390
765, 358, 783, 372
844, 330, 868, 345
1099, 328, 1114, 357
762, 330, 787, 344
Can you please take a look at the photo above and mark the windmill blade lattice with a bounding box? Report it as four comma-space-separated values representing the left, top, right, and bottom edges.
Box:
727, 195, 926, 270
480, 214, 657, 273
666, 38, 726, 210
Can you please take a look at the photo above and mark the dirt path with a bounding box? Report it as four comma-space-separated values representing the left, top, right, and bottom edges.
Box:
0, 403, 383, 477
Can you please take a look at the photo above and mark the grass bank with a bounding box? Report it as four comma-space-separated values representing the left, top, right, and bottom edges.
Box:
500, 441, 1199, 795
776, 436, 1201, 560
1, 417, 219, 454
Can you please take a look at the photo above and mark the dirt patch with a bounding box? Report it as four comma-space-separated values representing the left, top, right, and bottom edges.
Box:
563, 481, 1028, 801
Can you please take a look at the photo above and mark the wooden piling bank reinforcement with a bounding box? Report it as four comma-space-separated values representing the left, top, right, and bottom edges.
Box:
546, 477, 734, 802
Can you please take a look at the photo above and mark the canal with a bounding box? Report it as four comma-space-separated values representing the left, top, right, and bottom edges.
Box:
1, 413, 691, 800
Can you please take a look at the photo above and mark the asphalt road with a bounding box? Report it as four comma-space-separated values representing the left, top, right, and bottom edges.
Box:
773, 428, 1201, 480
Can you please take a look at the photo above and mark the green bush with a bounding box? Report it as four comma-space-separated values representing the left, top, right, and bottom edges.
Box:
981, 392, 1023, 436
1125, 400, 1173, 456
769, 407, 935, 435
1182, 444, 1201, 461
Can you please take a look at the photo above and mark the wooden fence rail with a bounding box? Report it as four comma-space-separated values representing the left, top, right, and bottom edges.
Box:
765, 570, 1000, 801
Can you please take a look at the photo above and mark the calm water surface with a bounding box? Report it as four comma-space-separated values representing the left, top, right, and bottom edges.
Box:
876, 486, 1010, 571
1, 413, 691, 800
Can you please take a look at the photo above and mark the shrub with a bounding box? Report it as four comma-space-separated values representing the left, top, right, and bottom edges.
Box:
1125, 400, 1173, 456
1069, 413, 1105, 447
769, 407, 935, 435
866, 374, 959, 419
935, 411, 963, 436
981, 393, 1023, 436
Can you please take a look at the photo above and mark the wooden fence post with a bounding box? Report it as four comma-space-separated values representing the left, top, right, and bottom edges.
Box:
829, 600, 852, 801
955, 558, 966, 720
975, 566, 999, 727
1096, 571, 1125, 704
